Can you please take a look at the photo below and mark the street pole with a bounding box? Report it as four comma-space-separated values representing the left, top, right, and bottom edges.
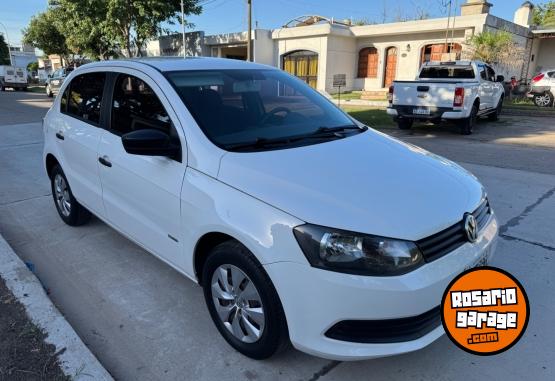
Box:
247, 0, 252, 61
180, 0, 186, 58
0, 22, 13, 66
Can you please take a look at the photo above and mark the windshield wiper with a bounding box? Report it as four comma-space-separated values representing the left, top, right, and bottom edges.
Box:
223, 125, 367, 152
315, 125, 367, 134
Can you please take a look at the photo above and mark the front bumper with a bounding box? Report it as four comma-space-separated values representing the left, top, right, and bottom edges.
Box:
264, 215, 498, 360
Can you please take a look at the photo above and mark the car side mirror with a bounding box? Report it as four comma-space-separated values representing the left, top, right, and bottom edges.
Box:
121, 129, 180, 158
496, 75, 505, 83
48, 74, 52, 79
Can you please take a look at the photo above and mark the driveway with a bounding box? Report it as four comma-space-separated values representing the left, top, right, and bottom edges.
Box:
0, 90, 553, 380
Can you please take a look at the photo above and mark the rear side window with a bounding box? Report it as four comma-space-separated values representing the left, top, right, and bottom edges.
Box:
110, 74, 173, 136
419, 66, 475, 79
66, 73, 106, 124
548, 71, 555, 78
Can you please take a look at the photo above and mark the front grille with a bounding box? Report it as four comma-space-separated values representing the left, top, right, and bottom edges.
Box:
325, 306, 441, 343
416, 198, 492, 262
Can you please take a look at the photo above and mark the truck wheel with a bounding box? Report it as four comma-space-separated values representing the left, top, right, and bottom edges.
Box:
397, 119, 413, 130
488, 97, 503, 121
459, 104, 478, 135
533, 92, 553, 107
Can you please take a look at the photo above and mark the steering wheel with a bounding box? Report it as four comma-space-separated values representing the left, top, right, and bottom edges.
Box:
261, 106, 292, 125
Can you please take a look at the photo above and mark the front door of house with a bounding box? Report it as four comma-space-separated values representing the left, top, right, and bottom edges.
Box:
384, 47, 398, 88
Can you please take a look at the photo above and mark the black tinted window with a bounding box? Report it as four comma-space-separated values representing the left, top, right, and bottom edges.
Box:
166, 69, 355, 150
420, 66, 475, 79
66, 73, 106, 124
486, 66, 496, 81
111, 75, 173, 136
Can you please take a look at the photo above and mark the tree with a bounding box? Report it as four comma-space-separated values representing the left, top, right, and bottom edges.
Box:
0, 34, 10, 65
533, 1, 555, 27
50, 0, 117, 60
465, 30, 525, 74
22, 11, 70, 58
27, 61, 39, 72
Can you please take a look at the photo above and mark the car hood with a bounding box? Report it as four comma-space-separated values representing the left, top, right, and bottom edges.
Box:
217, 130, 484, 241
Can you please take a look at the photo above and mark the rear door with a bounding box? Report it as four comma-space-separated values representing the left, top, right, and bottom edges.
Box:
56, 72, 107, 215
97, 70, 186, 267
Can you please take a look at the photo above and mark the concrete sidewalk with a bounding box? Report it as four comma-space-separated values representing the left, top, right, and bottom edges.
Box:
0, 234, 113, 380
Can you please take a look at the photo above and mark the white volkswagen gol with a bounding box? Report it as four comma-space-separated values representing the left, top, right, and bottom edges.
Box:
43, 58, 498, 360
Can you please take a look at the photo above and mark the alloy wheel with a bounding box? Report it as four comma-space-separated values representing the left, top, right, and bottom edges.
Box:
54, 173, 71, 217
211, 264, 265, 343
535, 94, 552, 107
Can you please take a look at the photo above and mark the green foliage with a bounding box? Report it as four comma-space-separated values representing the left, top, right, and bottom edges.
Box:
24, 0, 202, 60
22, 11, 70, 57
465, 30, 522, 67
27, 61, 39, 71
0, 34, 10, 65
533, 1, 555, 27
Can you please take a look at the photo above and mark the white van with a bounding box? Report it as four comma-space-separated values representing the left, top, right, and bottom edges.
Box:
0, 65, 28, 91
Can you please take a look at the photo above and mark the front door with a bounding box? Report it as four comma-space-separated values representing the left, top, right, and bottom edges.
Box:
97, 71, 186, 266
384, 47, 398, 88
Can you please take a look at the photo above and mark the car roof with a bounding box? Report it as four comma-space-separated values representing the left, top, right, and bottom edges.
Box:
79, 57, 276, 72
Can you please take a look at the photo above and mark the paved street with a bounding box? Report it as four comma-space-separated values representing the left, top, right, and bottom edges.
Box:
0, 90, 553, 381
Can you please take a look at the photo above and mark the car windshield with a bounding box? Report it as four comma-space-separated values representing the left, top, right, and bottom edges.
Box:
166, 69, 361, 151
419, 66, 475, 79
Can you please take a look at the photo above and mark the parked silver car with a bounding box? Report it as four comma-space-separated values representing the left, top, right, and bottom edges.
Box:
45, 67, 74, 97
528, 69, 555, 107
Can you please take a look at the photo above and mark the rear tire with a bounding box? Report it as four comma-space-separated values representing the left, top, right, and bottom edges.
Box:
397, 118, 413, 130
202, 240, 289, 359
459, 104, 478, 135
488, 97, 503, 121
533, 92, 553, 107
50, 165, 91, 226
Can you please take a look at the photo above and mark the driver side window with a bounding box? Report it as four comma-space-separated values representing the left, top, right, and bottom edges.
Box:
110, 74, 175, 137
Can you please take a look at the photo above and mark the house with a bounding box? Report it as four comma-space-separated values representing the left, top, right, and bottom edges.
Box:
148, 0, 552, 95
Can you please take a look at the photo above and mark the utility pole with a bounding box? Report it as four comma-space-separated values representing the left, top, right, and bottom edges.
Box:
247, 0, 252, 61
181, 0, 186, 58
0, 22, 13, 66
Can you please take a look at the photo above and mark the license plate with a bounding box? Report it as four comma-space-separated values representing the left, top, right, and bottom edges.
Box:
413, 107, 430, 115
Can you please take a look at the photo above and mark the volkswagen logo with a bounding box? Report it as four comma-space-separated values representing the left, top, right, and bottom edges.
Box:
463, 213, 478, 243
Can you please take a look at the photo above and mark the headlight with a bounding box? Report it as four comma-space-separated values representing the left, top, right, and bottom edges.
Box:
293, 224, 423, 276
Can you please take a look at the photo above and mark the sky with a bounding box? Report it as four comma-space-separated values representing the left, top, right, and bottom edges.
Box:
0, 0, 532, 47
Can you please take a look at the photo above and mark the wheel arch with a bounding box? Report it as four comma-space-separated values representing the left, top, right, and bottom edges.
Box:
193, 232, 239, 285
45, 153, 60, 179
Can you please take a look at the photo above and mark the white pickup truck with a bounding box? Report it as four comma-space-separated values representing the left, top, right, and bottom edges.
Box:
386, 60, 505, 134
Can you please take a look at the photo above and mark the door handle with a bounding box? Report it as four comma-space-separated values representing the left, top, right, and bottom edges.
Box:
55, 131, 64, 140
98, 156, 112, 168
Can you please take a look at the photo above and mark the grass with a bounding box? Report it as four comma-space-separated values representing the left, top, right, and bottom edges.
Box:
27, 86, 46, 94
331, 91, 363, 101
342, 106, 394, 128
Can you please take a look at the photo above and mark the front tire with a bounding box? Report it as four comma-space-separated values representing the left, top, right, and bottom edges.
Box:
533, 92, 553, 107
459, 104, 478, 135
50, 165, 91, 226
202, 241, 288, 359
397, 118, 413, 130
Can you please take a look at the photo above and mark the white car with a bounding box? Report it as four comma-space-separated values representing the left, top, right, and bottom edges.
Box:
528, 69, 555, 107
387, 61, 505, 134
43, 58, 498, 360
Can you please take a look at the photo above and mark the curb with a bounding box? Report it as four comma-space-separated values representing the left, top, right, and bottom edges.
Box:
0, 234, 113, 380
